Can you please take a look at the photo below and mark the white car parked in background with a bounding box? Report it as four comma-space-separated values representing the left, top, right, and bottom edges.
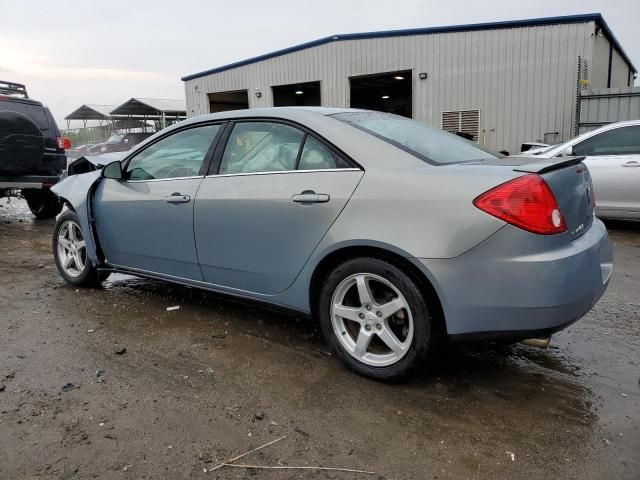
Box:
531, 120, 640, 219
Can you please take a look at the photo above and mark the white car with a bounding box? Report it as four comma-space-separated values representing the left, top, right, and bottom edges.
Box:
531, 121, 640, 219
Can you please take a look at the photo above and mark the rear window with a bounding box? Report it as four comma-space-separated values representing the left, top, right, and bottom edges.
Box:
1, 100, 49, 130
332, 111, 499, 165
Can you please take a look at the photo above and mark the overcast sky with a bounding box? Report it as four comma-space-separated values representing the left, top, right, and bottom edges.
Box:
2, 0, 639, 128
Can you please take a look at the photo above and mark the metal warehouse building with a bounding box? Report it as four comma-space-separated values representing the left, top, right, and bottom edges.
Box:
182, 13, 636, 154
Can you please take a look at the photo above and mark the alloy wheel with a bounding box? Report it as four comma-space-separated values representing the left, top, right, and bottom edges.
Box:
330, 273, 414, 367
56, 220, 87, 278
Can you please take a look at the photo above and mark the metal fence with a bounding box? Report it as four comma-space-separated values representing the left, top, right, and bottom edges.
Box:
578, 87, 640, 134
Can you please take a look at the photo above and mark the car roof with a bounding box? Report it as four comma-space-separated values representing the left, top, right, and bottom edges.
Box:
176, 107, 361, 127
121, 107, 431, 171
573, 119, 640, 135
595, 119, 640, 129
147, 107, 369, 147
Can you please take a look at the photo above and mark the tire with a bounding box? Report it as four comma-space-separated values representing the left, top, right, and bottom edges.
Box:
24, 190, 63, 219
52, 210, 106, 287
317, 257, 438, 381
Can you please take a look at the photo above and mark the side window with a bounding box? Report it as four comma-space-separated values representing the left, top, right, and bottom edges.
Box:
298, 136, 348, 170
220, 122, 304, 174
126, 124, 220, 180
573, 126, 640, 156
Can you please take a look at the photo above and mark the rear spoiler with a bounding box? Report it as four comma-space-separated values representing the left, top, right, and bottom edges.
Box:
478, 155, 585, 174
513, 156, 585, 174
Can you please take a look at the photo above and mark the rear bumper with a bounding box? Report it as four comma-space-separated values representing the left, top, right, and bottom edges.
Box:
415, 219, 613, 338
0, 175, 62, 190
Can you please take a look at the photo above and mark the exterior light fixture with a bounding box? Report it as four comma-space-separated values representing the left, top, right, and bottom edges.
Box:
393, 76, 404, 80
381, 95, 390, 99
419, 72, 428, 80
295, 90, 304, 95
255, 91, 262, 98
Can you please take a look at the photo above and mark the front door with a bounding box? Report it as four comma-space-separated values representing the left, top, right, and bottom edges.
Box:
194, 121, 363, 295
572, 124, 640, 215
94, 123, 223, 279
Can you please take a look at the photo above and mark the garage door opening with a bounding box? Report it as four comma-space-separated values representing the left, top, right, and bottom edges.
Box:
350, 70, 412, 117
272, 81, 321, 107
208, 90, 249, 113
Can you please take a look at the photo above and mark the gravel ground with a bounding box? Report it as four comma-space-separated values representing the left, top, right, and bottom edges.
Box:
1, 197, 638, 480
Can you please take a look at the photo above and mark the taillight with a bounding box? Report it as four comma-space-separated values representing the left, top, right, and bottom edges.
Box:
473, 174, 567, 235
56, 137, 72, 149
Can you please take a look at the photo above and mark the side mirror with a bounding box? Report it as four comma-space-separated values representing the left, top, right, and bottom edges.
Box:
101, 160, 123, 180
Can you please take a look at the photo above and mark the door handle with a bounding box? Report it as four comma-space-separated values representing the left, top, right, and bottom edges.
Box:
292, 191, 330, 203
622, 161, 640, 168
164, 193, 191, 204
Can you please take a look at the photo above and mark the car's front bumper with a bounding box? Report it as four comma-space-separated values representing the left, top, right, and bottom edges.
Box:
414, 219, 613, 339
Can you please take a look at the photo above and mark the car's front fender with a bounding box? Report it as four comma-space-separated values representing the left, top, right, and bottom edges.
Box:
51, 171, 102, 266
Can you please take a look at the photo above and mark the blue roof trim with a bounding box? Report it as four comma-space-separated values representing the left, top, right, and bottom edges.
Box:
181, 13, 636, 81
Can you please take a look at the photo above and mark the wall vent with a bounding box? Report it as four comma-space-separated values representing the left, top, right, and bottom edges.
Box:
441, 110, 480, 142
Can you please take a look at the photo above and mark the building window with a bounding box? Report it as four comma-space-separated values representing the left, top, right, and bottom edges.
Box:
441, 110, 480, 142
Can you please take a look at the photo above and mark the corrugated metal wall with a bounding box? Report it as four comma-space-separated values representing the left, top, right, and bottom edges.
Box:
610, 48, 631, 88
185, 21, 603, 153
578, 87, 640, 134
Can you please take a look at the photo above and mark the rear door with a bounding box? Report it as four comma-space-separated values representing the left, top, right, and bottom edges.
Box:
94, 123, 223, 279
194, 120, 363, 295
571, 125, 640, 215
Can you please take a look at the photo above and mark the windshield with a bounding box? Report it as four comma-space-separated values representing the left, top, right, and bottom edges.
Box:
106, 133, 125, 143
332, 111, 499, 165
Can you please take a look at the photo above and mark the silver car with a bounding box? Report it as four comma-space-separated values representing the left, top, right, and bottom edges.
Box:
51, 108, 612, 380
530, 120, 640, 219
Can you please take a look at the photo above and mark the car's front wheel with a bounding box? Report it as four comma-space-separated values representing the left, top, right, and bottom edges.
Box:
52, 210, 107, 287
318, 257, 438, 380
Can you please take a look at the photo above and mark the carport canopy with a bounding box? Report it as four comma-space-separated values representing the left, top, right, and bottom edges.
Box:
65, 104, 116, 121
110, 98, 186, 117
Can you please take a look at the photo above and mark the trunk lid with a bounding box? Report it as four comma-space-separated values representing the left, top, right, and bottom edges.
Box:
538, 161, 595, 240
480, 156, 595, 240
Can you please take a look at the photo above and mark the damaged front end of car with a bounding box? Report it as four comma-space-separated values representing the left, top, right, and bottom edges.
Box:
51, 154, 124, 267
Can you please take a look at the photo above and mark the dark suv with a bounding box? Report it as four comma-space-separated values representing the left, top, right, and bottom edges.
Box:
0, 81, 68, 219
97, 132, 154, 154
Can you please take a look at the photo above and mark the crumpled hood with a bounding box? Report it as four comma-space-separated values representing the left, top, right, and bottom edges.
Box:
66, 151, 126, 175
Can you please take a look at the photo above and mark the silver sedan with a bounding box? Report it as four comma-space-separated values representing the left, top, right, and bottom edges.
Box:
529, 120, 640, 219
51, 108, 612, 380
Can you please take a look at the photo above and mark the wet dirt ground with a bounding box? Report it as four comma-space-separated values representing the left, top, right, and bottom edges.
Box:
1, 197, 638, 480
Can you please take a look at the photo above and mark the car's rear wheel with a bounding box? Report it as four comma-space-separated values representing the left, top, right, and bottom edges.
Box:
23, 190, 63, 219
318, 257, 437, 380
52, 210, 107, 287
